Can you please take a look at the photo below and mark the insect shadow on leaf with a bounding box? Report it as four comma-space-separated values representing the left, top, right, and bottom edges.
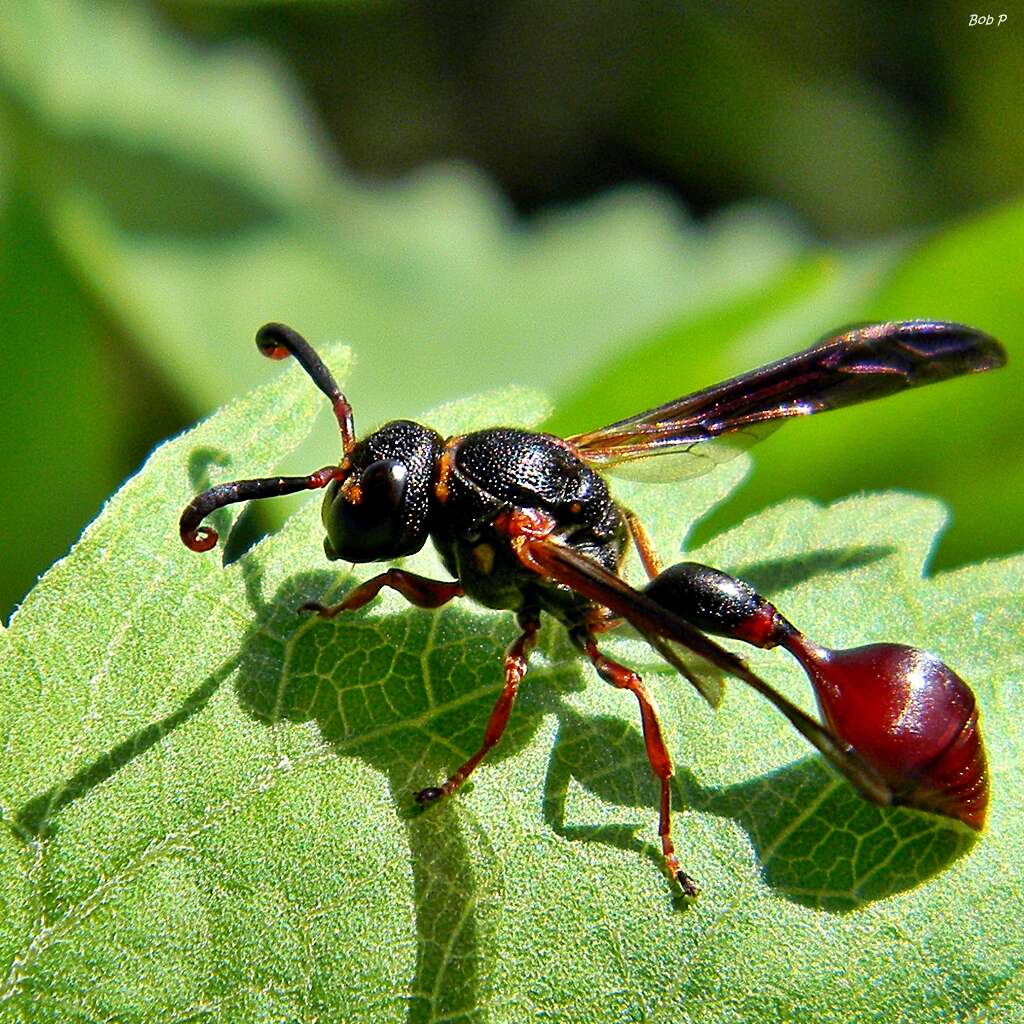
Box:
542, 699, 976, 914
230, 565, 584, 1024
9, 555, 531, 1024
731, 545, 896, 597
12, 659, 239, 842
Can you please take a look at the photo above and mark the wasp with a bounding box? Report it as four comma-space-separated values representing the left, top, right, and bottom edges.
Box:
180, 320, 1004, 895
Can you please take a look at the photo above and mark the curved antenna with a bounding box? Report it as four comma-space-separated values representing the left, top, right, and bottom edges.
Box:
180, 324, 354, 553
256, 322, 355, 452
180, 466, 340, 552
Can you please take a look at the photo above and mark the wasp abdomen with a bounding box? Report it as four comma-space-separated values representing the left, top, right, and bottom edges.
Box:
788, 639, 989, 830
644, 561, 989, 831
642, 562, 789, 648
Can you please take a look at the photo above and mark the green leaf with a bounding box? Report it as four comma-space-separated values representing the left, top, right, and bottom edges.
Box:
1, 358, 1020, 1023
0, 187, 127, 622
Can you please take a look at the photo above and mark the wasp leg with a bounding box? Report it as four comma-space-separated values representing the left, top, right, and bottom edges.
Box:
302, 570, 464, 617
416, 609, 541, 804
623, 507, 663, 580
575, 630, 699, 897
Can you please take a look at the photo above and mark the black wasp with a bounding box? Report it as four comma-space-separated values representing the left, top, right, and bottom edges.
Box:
181, 321, 1003, 895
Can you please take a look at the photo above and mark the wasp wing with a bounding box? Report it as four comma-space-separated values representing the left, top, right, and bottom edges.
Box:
569, 321, 1005, 474
592, 424, 778, 483
643, 633, 727, 709
519, 536, 894, 805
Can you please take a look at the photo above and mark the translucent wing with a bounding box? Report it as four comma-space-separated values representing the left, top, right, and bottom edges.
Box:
643, 633, 727, 709
569, 321, 1006, 473
596, 424, 778, 482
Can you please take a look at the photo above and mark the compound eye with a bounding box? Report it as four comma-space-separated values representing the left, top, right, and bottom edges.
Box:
329, 459, 410, 562
361, 459, 408, 515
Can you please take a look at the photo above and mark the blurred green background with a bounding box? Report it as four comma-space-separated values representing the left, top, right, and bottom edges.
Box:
1, 0, 1021, 621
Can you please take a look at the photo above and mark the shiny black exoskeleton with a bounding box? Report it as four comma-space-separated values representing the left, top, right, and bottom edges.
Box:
431, 428, 627, 621
309, 419, 628, 627
179, 319, 1004, 897
321, 419, 443, 563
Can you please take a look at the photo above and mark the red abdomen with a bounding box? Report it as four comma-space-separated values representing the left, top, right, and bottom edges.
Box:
797, 642, 989, 829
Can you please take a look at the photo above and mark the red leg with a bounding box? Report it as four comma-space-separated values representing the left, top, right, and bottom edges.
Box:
416, 612, 541, 803
623, 508, 663, 580
580, 635, 698, 896
302, 569, 464, 617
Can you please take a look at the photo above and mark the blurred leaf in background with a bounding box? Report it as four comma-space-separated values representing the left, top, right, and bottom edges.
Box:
0, 0, 802, 617
548, 201, 1024, 571
0, 0, 1020, 618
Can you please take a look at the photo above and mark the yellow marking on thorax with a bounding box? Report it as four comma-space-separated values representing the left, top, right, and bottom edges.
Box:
472, 543, 496, 576
434, 437, 461, 503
